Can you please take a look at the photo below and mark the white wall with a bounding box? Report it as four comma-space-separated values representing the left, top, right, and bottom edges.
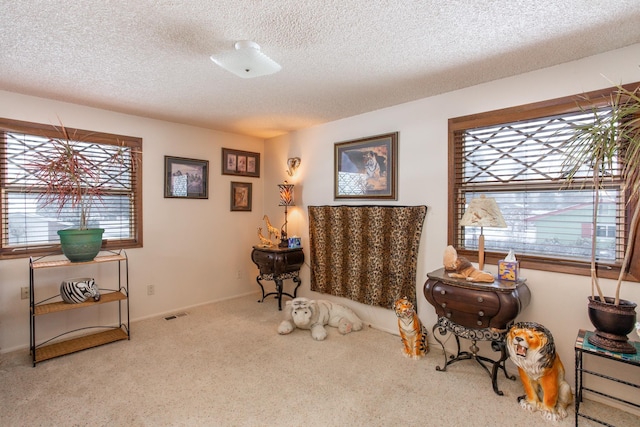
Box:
264, 44, 640, 412
0, 92, 264, 352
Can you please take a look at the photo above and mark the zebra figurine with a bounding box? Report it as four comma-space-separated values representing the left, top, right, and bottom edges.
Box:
60, 278, 101, 304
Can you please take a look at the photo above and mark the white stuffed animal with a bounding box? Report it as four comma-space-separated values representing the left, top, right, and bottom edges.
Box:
278, 297, 363, 341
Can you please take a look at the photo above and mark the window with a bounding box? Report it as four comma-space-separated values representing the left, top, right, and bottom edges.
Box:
449, 83, 640, 281
0, 118, 142, 259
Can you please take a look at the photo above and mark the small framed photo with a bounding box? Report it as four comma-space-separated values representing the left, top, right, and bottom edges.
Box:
164, 156, 209, 199
334, 132, 398, 200
222, 148, 260, 177
230, 182, 252, 211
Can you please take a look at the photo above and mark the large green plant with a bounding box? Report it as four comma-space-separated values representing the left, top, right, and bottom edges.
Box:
563, 83, 640, 305
29, 123, 133, 231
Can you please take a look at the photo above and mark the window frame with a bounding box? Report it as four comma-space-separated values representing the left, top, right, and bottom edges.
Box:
448, 83, 640, 282
0, 118, 143, 259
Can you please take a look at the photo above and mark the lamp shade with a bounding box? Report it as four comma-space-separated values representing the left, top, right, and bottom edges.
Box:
278, 182, 294, 206
459, 195, 506, 228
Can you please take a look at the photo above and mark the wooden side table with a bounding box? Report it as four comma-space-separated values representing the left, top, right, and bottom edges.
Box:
250, 246, 304, 310
574, 329, 640, 426
424, 267, 531, 395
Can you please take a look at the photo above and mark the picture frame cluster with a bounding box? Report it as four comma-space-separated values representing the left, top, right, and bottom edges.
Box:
164, 148, 260, 211
222, 148, 259, 212
166, 132, 398, 209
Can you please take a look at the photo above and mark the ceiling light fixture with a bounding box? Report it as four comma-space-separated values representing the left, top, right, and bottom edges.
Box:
210, 40, 281, 79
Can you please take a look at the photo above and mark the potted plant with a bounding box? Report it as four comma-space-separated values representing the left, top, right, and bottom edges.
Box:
29, 123, 133, 262
563, 82, 640, 353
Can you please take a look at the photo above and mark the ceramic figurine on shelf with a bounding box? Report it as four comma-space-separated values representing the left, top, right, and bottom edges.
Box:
262, 215, 280, 240
60, 277, 101, 304
506, 322, 573, 422
257, 227, 274, 247
443, 245, 494, 283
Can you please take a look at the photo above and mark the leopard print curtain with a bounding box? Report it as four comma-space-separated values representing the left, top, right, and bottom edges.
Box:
308, 205, 427, 309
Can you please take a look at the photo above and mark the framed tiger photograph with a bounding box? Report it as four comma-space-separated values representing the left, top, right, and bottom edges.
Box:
334, 132, 398, 200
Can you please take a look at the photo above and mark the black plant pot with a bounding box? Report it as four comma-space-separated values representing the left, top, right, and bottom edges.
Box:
588, 296, 637, 354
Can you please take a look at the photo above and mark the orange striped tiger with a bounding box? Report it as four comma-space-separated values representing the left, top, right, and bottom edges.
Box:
394, 297, 428, 359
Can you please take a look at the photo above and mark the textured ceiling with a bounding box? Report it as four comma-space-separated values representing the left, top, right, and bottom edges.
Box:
2, 1, 640, 139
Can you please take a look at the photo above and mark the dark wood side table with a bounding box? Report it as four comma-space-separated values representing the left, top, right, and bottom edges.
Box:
424, 267, 531, 395
251, 246, 304, 310
574, 329, 640, 426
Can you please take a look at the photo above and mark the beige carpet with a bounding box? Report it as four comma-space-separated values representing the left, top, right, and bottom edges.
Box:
0, 294, 636, 426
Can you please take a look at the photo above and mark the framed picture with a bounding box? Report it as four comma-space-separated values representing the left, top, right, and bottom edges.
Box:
334, 132, 398, 200
164, 156, 209, 199
230, 182, 252, 211
222, 148, 260, 177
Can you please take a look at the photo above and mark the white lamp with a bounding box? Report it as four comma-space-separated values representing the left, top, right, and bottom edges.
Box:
459, 195, 507, 270
210, 40, 281, 79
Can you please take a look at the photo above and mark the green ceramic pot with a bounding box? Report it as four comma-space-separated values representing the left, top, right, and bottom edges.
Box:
57, 228, 105, 262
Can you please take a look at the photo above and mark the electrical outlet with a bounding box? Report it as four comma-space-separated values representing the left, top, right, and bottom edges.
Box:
147, 285, 155, 296
21, 287, 29, 300
236, 269, 242, 280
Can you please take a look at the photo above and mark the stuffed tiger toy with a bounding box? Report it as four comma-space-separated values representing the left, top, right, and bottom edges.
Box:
394, 297, 428, 359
